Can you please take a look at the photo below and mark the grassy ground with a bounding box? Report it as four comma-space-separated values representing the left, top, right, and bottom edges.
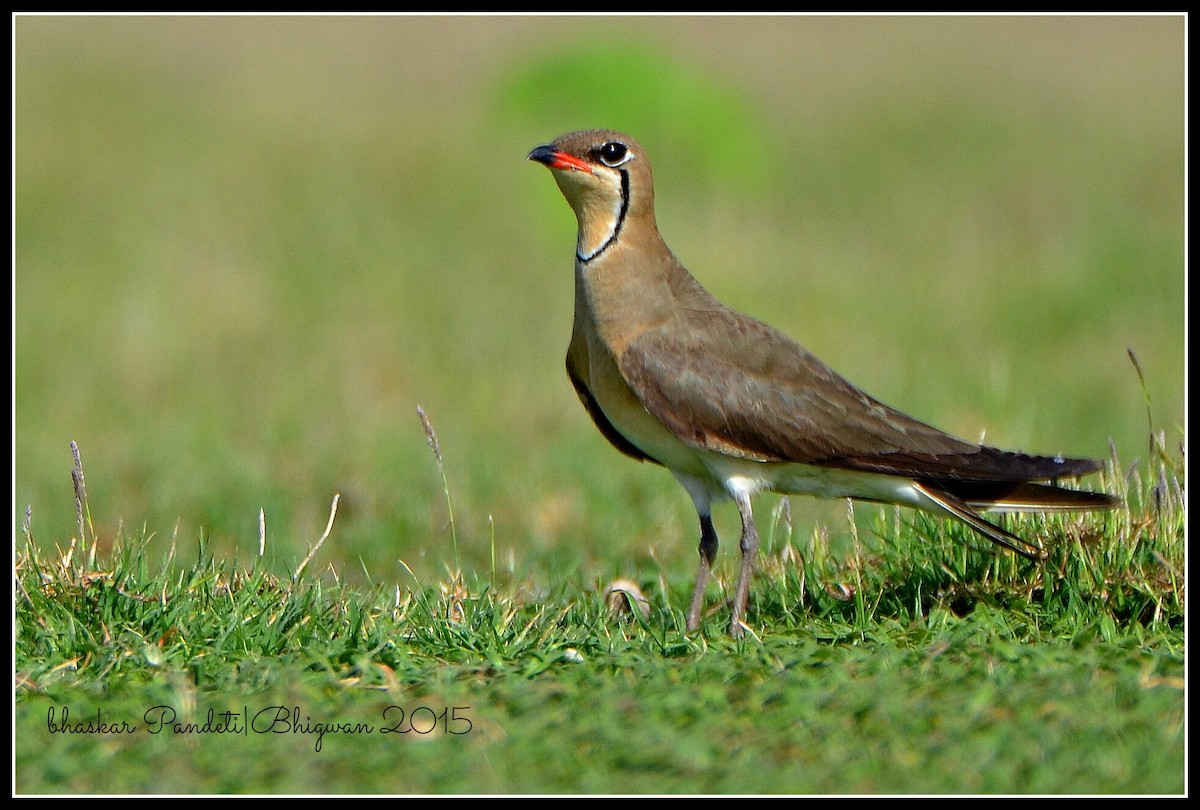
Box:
14, 15, 1185, 795
14, 448, 1186, 793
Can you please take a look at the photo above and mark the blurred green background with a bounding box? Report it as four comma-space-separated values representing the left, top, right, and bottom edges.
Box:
15, 16, 1184, 586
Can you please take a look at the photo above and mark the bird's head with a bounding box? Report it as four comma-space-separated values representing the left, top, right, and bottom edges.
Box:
529, 129, 656, 263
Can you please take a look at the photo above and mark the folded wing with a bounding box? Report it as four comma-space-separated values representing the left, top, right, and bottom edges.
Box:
618, 306, 1105, 485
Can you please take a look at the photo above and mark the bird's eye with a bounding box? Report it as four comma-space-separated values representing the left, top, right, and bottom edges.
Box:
596, 141, 630, 167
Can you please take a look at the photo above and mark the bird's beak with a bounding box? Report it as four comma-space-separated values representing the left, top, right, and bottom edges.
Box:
528, 145, 594, 174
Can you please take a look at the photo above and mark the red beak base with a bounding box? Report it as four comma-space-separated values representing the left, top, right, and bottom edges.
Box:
528, 145, 594, 174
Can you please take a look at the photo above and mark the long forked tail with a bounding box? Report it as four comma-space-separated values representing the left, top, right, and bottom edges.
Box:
913, 482, 1048, 561
912, 478, 1120, 561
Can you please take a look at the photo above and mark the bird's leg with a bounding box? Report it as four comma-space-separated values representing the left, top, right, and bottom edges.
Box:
730, 493, 759, 638
686, 513, 719, 632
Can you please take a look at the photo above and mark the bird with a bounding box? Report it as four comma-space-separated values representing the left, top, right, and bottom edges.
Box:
528, 128, 1117, 638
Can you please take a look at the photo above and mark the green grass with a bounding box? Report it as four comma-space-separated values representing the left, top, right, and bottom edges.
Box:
15, 442, 1185, 793
15, 15, 1185, 795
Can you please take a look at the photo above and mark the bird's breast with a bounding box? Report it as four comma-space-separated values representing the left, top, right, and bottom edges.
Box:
582, 340, 710, 476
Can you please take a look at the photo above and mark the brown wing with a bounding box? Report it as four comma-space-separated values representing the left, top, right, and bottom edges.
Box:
617, 307, 1103, 483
